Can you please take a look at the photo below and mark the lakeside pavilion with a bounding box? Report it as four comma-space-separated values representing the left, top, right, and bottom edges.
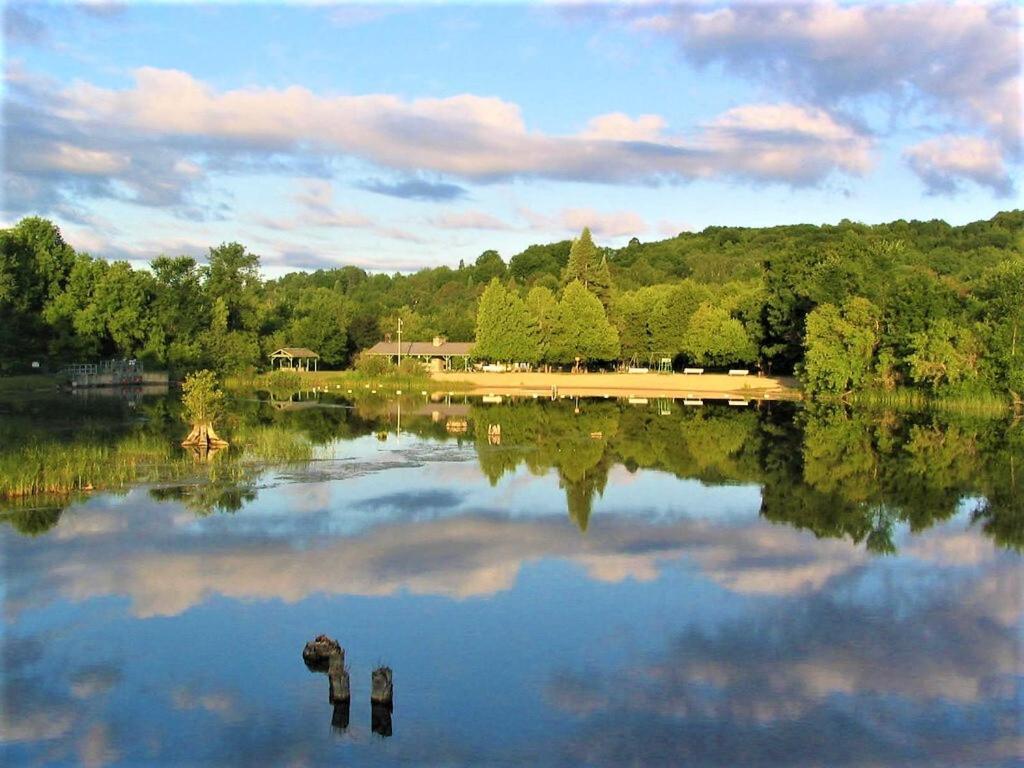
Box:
365, 336, 473, 371
269, 347, 320, 371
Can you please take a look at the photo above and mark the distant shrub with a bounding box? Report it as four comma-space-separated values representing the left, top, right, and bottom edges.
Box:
265, 368, 303, 392
397, 357, 424, 376
354, 352, 392, 377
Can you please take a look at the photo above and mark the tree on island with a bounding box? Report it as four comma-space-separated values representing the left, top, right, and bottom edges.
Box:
181, 369, 228, 449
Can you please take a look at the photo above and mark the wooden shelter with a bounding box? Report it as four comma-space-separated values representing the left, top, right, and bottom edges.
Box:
270, 347, 320, 371
364, 336, 473, 371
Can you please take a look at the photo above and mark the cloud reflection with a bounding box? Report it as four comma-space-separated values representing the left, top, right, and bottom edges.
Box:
548, 561, 1022, 767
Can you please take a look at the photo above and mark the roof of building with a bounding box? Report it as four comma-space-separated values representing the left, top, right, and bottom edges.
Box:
270, 347, 320, 358
365, 340, 474, 356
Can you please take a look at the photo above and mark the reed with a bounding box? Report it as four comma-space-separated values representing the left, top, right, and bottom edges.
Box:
225, 368, 472, 397
0, 435, 183, 498
233, 424, 316, 464
847, 387, 1011, 416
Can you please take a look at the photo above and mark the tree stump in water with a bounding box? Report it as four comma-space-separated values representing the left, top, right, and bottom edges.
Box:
181, 422, 229, 449
371, 666, 393, 706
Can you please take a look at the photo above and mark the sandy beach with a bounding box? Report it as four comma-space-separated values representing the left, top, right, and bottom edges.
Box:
433, 370, 800, 400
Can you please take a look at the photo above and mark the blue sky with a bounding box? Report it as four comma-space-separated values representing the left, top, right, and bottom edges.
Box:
3, 1, 1021, 274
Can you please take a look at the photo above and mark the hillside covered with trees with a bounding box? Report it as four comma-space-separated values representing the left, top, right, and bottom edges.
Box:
1, 211, 1021, 399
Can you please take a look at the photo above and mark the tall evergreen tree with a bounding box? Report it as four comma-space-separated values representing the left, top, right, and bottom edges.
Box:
474, 278, 539, 362
549, 280, 620, 366
591, 254, 613, 309
563, 227, 597, 288
525, 285, 558, 363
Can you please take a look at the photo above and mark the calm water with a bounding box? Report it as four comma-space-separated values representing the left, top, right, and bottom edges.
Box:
1, 393, 1021, 767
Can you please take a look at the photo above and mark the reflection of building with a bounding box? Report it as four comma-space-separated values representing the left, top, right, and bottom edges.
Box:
365, 336, 473, 371
63, 359, 168, 388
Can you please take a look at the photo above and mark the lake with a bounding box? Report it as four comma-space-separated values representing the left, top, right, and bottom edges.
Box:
1, 391, 1021, 767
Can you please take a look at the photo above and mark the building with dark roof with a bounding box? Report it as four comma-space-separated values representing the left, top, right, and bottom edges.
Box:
364, 336, 473, 371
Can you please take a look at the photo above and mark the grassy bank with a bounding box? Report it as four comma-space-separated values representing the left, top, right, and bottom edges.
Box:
0, 373, 61, 396
846, 388, 1016, 417
225, 368, 473, 397
0, 420, 321, 500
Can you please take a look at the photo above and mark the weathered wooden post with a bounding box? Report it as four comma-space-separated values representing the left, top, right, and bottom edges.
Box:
302, 634, 350, 717
371, 665, 394, 736
371, 666, 393, 706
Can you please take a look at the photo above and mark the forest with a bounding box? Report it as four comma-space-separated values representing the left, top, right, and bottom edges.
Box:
1, 211, 1021, 398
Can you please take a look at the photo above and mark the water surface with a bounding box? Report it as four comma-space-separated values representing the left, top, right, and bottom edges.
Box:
2, 393, 1021, 766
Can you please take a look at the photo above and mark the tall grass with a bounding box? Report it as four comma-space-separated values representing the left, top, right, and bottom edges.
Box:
232, 424, 316, 464
848, 387, 1011, 416
225, 367, 473, 397
0, 435, 183, 498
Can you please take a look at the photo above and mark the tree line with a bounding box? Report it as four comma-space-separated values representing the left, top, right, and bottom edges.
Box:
1, 211, 1021, 397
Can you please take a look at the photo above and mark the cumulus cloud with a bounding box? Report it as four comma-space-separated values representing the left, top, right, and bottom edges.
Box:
2, 483, 881, 618
3, 65, 876, 219
904, 135, 1014, 196
432, 210, 514, 230
4, 5, 47, 45
629, 1, 1021, 150
255, 178, 374, 230
550, 561, 1021, 767
358, 177, 468, 201
520, 206, 649, 238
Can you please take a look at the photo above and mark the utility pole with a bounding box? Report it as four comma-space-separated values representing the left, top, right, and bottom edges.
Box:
397, 317, 403, 367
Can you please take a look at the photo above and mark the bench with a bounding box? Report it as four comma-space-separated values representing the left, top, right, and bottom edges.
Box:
682, 368, 704, 375
728, 369, 750, 376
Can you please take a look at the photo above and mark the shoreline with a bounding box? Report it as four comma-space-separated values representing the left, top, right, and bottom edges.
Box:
431, 371, 801, 400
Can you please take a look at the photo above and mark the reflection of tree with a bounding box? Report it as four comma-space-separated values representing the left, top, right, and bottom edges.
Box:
561, 455, 612, 532
149, 481, 257, 516
762, 404, 1023, 553
472, 401, 619, 529
0, 505, 63, 535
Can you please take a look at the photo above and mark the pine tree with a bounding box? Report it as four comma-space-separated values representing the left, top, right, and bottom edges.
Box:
525, 285, 557, 362
563, 227, 597, 288
591, 254, 613, 309
474, 277, 539, 363
549, 280, 620, 366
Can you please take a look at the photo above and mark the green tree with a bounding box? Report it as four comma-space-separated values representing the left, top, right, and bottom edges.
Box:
975, 257, 1024, 395
803, 297, 882, 394
649, 281, 711, 361
473, 250, 507, 284
474, 278, 539, 362
563, 228, 597, 288
590, 254, 613, 308
181, 368, 225, 426
285, 288, 352, 366
525, 285, 558, 362
549, 280, 620, 366
682, 303, 757, 367
204, 242, 262, 332
906, 319, 980, 390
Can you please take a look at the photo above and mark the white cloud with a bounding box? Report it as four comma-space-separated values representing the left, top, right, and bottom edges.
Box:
519, 206, 649, 238
432, 210, 514, 230
904, 135, 1014, 196
4, 65, 876, 220
623, 1, 1021, 194
629, 1, 1021, 150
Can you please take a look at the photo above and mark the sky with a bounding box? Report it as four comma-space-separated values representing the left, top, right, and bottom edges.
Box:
2, 1, 1021, 275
